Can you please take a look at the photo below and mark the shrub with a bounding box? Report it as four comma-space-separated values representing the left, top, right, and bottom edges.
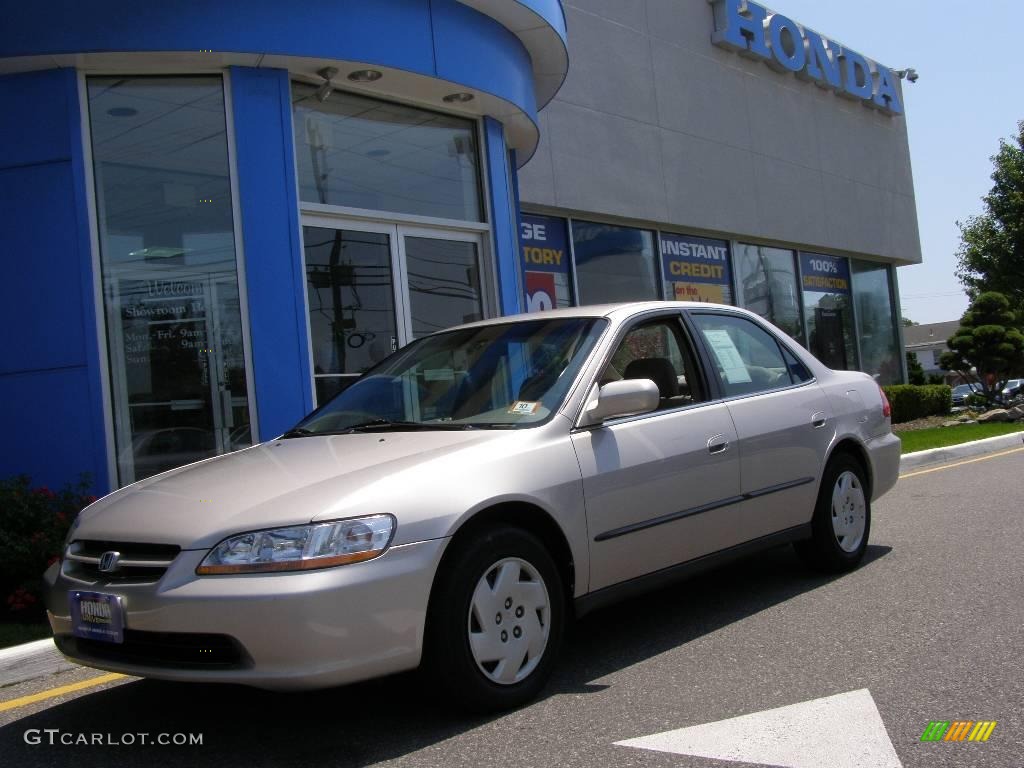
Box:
0, 475, 96, 620
883, 384, 953, 424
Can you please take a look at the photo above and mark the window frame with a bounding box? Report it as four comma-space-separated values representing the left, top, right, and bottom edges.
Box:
684, 309, 818, 403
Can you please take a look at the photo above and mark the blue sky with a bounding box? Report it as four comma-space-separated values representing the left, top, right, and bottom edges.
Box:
769, 0, 1020, 324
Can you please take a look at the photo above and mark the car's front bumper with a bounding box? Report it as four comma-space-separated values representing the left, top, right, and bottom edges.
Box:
45, 538, 448, 690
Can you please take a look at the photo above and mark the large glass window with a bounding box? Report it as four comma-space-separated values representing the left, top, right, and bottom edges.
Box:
734, 244, 805, 344
88, 77, 252, 485
660, 233, 733, 304
800, 252, 858, 371
851, 260, 902, 384
521, 214, 574, 311
293, 84, 482, 221
572, 221, 660, 304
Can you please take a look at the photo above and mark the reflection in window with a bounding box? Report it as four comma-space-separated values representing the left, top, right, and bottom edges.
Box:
303, 228, 398, 402
734, 244, 805, 344
293, 84, 482, 221
406, 237, 483, 338
572, 221, 660, 304
88, 76, 252, 485
800, 253, 858, 371
852, 260, 902, 384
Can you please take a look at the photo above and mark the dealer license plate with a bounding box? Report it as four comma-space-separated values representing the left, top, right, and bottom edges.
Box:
70, 591, 125, 644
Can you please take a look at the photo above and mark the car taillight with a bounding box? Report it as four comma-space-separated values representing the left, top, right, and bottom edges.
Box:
879, 385, 891, 419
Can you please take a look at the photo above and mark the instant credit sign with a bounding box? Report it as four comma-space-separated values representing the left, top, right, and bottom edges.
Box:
521, 214, 572, 312
800, 252, 851, 295
660, 233, 733, 304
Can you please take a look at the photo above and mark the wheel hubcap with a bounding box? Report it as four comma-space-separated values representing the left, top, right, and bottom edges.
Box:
831, 470, 866, 553
467, 557, 550, 685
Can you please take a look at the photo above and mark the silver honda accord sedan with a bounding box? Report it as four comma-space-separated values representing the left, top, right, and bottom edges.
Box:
46, 302, 900, 710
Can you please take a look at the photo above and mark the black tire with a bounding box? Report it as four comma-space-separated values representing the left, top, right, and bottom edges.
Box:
423, 525, 565, 712
794, 454, 871, 573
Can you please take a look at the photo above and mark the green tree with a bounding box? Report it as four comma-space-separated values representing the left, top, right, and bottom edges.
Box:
955, 121, 1024, 319
939, 292, 1024, 403
906, 352, 926, 385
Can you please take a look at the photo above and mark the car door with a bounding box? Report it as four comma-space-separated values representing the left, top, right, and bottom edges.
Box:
571, 312, 743, 592
687, 311, 833, 540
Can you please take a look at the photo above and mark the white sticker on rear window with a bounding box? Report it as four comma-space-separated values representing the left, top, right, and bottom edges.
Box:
703, 330, 753, 385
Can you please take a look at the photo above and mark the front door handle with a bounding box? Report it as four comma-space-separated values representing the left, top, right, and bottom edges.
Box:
707, 434, 730, 454
811, 412, 827, 429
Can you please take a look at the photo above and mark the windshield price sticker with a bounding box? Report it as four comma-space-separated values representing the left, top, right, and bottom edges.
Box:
509, 401, 541, 416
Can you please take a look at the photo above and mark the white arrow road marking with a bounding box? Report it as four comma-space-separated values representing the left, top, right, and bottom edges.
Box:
616, 689, 902, 768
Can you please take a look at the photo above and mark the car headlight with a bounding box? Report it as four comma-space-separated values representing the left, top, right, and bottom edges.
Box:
196, 515, 395, 575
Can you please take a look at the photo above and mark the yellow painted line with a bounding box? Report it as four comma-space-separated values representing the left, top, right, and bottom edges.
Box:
0, 672, 126, 713
900, 446, 1024, 479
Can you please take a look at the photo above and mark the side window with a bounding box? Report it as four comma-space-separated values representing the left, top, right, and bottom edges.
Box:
781, 345, 813, 383
600, 318, 706, 410
691, 314, 794, 397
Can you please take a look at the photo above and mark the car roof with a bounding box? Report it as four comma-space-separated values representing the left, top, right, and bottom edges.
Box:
445, 301, 746, 332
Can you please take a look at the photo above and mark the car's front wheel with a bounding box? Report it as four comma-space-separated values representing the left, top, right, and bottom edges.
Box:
795, 454, 870, 572
424, 526, 565, 712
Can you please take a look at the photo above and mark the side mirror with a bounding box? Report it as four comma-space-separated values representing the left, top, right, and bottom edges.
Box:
580, 379, 660, 426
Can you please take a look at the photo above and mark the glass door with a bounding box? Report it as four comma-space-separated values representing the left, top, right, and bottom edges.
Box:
87, 76, 255, 487
397, 227, 485, 339
301, 218, 487, 405
106, 269, 252, 482
302, 221, 404, 403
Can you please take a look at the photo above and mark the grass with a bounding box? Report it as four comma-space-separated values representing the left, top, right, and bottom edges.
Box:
898, 422, 1024, 454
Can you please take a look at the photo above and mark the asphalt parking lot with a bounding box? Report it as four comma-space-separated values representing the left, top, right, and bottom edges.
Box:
2, 448, 1022, 768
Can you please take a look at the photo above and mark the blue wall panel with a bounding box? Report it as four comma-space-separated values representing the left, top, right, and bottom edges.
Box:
0, 68, 108, 492
0, 1, 539, 128
483, 117, 523, 315
0, 368, 103, 491
229, 67, 315, 441
432, 0, 537, 125
0, 69, 74, 168
0, 163, 86, 373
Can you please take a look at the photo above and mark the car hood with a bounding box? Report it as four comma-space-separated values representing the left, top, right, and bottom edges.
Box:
75, 430, 510, 549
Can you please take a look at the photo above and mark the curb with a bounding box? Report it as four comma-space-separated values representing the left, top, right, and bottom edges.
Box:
0, 636, 78, 689
900, 430, 1024, 473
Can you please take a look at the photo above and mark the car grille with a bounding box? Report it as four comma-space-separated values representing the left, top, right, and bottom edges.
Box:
63, 540, 181, 584
57, 630, 247, 670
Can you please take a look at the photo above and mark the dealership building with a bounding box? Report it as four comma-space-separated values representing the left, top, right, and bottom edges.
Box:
0, 0, 921, 494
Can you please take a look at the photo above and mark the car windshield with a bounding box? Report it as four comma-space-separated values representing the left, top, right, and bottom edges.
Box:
289, 317, 607, 434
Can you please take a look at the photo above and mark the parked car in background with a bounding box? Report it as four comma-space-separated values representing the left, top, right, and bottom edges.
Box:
46, 302, 900, 711
951, 383, 982, 407
1001, 379, 1024, 403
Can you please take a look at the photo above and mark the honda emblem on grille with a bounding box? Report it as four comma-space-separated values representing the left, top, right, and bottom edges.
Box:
98, 551, 122, 573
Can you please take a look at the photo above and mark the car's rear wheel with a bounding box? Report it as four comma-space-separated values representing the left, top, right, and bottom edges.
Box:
423, 526, 565, 712
795, 454, 870, 572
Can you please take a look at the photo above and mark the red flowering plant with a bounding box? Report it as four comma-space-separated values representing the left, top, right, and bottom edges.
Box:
0, 475, 97, 620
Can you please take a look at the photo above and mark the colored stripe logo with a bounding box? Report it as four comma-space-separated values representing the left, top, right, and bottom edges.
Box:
920, 721, 997, 742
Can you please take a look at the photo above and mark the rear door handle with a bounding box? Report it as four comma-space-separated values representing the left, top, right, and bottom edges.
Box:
707, 434, 730, 454
811, 412, 827, 429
